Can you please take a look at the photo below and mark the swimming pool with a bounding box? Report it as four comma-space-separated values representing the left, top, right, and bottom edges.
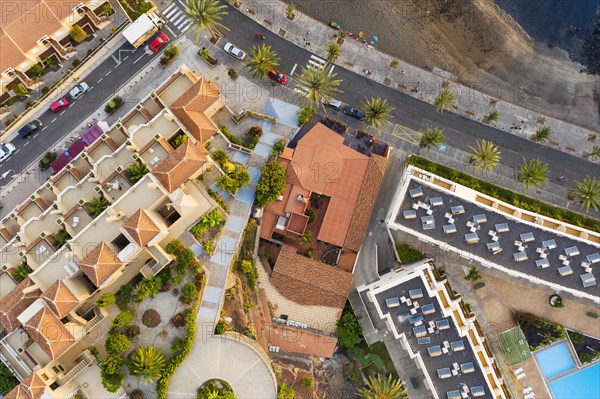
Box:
549, 363, 600, 399
535, 342, 575, 379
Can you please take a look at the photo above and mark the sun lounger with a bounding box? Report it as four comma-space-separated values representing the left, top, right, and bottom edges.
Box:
514, 368, 524, 375
517, 373, 526, 380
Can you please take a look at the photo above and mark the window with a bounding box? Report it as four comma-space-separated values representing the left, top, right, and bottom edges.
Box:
41, 373, 49, 381
52, 364, 64, 373
50, 381, 60, 390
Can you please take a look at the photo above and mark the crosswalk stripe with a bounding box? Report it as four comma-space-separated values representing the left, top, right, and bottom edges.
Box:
328, 65, 335, 76
310, 54, 326, 63
163, 3, 177, 15
179, 21, 192, 32
164, 8, 179, 18
308, 59, 325, 69
172, 13, 187, 26
177, 20, 192, 31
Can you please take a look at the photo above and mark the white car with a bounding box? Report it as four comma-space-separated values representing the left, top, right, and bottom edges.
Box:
224, 42, 246, 60
69, 82, 89, 100
322, 97, 343, 109
0, 143, 16, 163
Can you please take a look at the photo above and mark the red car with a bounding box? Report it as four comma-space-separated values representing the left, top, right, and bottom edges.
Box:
268, 69, 287, 85
50, 97, 69, 113
149, 33, 169, 52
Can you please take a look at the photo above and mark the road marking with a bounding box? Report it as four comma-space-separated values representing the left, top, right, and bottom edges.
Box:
105, 70, 112, 76
50, 118, 57, 123
97, 78, 103, 83
310, 54, 326, 63
41, 126, 48, 131
290, 63, 298, 76
177, 0, 186, 8
172, 14, 186, 27
328, 65, 335, 76
176, 18, 191, 30
165, 24, 177, 37
179, 21, 192, 32
165, 8, 181, 19
23, 141, 29, 147
32, 133, 38, 139
14, 149, 20, 154
111, 54, 121, 65
163, 3, 177, 16
133, 54, 146, 64
124, 55, 129, 61
59, 110, 66, 115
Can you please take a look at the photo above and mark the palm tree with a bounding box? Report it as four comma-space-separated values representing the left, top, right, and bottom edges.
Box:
533, 126, 552, 143
469, 140, 501, 173
126, 162, 149, 183
128, 346, 166, 384
570, 176, 600, 212
87, 196, 110, 218
590, 145, 600, 161
325, 42, 341, 62
357, 374, 408, 399
434, 87, 456, 113
517, 158, 549, 191
419, 126, 446, 152
483, 110, 499, 124
246, 44, 280, 78
362, 96, 395, 134
294, 65, 342, 108
184, 0, 228, 43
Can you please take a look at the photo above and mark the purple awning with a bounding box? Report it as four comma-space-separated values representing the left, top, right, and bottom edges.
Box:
67, 139, 85, 159
81, 123, 104, 145
51, 153, 70, 173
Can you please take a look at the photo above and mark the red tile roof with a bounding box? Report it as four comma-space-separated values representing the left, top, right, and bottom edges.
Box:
77, 242, 123, 287
152, 139, 208, 193
270, 245, 353, 309
0, 277, 42, 332
23, 306, 74, 360
169, 78, 220, 143
123, 209, 161, 247
41, 280, 80, 319
3, 373, 46, 399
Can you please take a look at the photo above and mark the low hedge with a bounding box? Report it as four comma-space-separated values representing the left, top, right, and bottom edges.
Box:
155, 284, 202, 398
407, 156, 600, 233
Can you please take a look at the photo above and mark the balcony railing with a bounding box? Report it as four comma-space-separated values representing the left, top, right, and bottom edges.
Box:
59, 353, 93, 384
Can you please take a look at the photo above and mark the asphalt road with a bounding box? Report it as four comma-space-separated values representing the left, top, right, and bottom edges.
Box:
0, 15, 188, 188
218, 2, 598, 186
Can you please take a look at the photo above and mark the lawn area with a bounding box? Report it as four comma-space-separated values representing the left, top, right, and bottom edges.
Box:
357, 341, 398, 379
395, 244, 424, 264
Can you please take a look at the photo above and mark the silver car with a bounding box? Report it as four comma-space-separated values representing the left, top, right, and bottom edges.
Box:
224, 42, 246, 60
0, 143, 16, 164
69, 82, 89, 100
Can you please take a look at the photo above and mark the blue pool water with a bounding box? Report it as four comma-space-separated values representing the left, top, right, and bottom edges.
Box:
549, 363, 600, 399
535, 343, 575, 379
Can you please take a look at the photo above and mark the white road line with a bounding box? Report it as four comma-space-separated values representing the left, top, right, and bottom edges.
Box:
124, 55, 129, 61
111, 54, 121, 64
165, 25, 177, 37
105, 70, 112, 76
32, 133, 38, 139
23, 141, 29, 147
310, 54, 326, 63
176, 18, 191, 30
177, 0, 186, 8
97, 77, 103, 83
290, 63, 298, 76
51, 118, 57, 123
179, 21, 192, 32
329, 65, 336, 76
41, 126, 48, 131
308, 59, 325, 69
59, 110, 66, 116
133, 54, 146, 64
168, 9, 183, 20
172, 14, 186, 27
163, 3, 177, 15
14, 149, 20, 154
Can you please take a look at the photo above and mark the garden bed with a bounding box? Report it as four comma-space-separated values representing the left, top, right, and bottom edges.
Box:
321, 116, 348, 134
567, 330, 600, 364
514, 312, 566, 351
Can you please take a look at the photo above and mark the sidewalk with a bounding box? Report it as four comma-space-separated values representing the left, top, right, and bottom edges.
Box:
237, 2, 599, 162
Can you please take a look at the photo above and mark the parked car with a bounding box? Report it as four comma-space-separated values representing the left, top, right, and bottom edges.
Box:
268, 69, 287, 85
50, 97, 69, 113
149, 32, 169, 52
343, 105, 365, 119
18, 119, 42, 138
322, 97, 342, 109
68, 82, 89, 100
0, 143, 16, 164
224, 42, 246, 60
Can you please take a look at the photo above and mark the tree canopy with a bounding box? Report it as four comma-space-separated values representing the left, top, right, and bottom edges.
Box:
255, 162, 286, 207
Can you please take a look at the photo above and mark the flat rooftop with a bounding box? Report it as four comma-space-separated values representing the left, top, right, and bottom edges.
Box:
395, 181, 600, 300
372, 274, 492, 398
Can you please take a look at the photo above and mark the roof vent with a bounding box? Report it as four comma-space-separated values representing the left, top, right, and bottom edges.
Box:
296, 194, 303, 202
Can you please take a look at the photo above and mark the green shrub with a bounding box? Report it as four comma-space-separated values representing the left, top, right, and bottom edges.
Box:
105, 332, 130, 355
278, 383, 296, 399
304, 209, 315, 223
301, 377, 313, 387
407, 156, 600, 232
70, 25, 88, 43
112, 309, 134, 328
0, 361, 18, 395
30, 63, 45, 77
390, 59, 399, 68
219, 126, 242, 146
203, 241, 215, 256
11, 262, 32, 283
273, 139, 286, 155
465, 267, 481, 282
297, 106, 316, 126
191, 209, 223, 237
211, 149, 229, 165
395, 244, 424, 264
569, 331, 586, 345
180, 282, 199, 304
39, 151, 58, 170
238, 260, 257, 290
336, 304, 363, 349
135, 276, 162, 302
214, 320, 226, 335
208, 189, 229, 213
104, 96, 124, 114
96, 292, 117, 307
100, 356, 123, 393
116, 284, 134, 310
228, 67, 238, 79
256, 162, 286, 206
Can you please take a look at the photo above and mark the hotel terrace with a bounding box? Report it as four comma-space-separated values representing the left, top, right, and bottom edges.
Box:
389, 165, 600, 304
0, 65, 222, 399
258, 122, 388, 346
0, 0, 113, 96
357, 261, 509, 399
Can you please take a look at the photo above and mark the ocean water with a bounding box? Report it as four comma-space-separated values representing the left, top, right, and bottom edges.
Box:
495, 0, 600, 50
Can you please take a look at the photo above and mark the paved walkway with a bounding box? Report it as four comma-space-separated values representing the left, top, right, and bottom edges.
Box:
237, 1, 599, 162
167, 333, 277, 399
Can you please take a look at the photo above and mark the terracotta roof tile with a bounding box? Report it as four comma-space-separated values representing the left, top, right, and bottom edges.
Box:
123, 209, 161, 247
23, 307, 74, 360
3, 373, 46, 399
152, 139, 207, 193
41, 280, 79, 318
77, 241, 123, 287
169, 78, 220, 143
0, 277, 41, 332
344, 155, 387, 251
270, 245, 352, 309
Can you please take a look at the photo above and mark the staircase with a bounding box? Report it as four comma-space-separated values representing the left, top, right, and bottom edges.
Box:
349, 290, 379, 345
77, 6, 110, 29
59, 356, 92, 384
42, 37, 75, 60
7, 69, 41, 90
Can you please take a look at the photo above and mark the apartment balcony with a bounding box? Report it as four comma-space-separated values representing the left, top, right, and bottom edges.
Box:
140, 257, 165, 278
58, 351, 94, 385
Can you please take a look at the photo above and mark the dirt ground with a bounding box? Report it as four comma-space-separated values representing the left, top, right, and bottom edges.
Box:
294, 0, 600, 131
